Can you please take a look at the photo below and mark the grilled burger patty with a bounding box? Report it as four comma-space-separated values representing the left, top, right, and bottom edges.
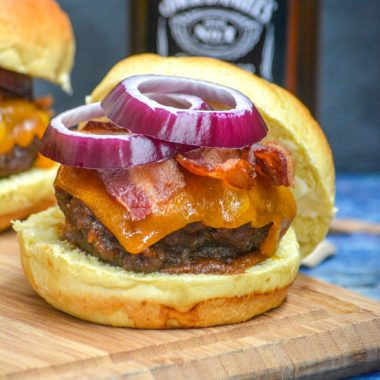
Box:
56, 188, 271, 274
0, 137, 40, 178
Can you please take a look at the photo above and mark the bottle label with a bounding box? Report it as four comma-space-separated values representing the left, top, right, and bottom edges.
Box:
157, 0, 278, 80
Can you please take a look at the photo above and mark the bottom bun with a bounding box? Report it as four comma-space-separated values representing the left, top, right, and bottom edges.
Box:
14, 207, 300, 328
0, 167, 57, 231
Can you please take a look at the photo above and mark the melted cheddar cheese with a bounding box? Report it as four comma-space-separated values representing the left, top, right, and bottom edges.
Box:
0, 99, 49, 152
34, 154, 56, 169
55, 166, 297, 256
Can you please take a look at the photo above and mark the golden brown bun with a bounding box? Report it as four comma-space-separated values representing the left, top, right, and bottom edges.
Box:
0, 167, 57, 232
0, 0, 75, 91
14, 207, 300, 328
89, 54, 335, 257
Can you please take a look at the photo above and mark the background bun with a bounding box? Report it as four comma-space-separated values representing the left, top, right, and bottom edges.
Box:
89, 54, 335, 257
0, 167, 57, 231
14, 207, 300, 328
0, 0, 75, 91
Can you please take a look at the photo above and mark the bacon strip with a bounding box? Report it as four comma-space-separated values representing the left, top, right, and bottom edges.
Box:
248, 142, 295, 187
99, 159, 186, 221
176, 148, 255, 189
91, 121, 293, 218
81, 120, 125, 134
177, 142, 294, 189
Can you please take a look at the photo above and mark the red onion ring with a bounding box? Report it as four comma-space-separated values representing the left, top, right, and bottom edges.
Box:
40, 102, 193, 169
101, 75, 267, 148
146, 93, 211, 110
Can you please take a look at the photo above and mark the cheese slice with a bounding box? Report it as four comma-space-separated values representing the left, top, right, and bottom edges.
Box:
55, 166, 296, 255
0, 99, 49, 154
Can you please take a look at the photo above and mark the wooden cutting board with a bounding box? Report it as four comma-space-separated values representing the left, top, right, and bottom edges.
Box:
1, 230, 380, 380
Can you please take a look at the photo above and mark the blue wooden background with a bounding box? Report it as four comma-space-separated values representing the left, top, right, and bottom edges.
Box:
301, 173, 380, 379
301, 174, 380, 301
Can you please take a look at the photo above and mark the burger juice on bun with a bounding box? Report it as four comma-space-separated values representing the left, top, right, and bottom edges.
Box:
14, 55, 335, 328
0, 0, 74, 231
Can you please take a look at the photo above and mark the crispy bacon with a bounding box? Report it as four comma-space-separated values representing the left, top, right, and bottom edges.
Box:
81, 120, 125, 134
89, 120, 293, 219
99, 159, 186, 221
177, 142, 294, 189
248, 142, 294, 187
177, 148, 255, 189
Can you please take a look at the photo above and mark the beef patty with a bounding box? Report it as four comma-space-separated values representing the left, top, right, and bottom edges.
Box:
56, 188, 272, 274
0, 137, 40, 178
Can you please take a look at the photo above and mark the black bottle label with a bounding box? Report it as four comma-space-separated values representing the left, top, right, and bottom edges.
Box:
156, 0, 279, 81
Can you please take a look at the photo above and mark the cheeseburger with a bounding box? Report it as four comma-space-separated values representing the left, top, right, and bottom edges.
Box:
14, 55, 335, 328
0, 0, 74, 231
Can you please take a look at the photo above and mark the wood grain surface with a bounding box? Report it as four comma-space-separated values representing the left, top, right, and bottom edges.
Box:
1, 230, 380, 380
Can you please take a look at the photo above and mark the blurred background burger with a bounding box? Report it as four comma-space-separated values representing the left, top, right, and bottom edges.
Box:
0, 0, 75, 231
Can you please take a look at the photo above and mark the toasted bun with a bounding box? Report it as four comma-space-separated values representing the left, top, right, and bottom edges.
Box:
89, 54, 335, 257
14, 207, 300, 328
0, 0, 75, 91
0, 167, 57, 231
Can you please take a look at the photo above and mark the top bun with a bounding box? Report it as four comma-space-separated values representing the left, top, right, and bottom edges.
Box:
0, 0, 75, 92
89, 54, 335, 257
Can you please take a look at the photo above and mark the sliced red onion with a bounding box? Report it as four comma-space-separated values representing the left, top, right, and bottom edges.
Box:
40, 103, 192, 169
145, 93, 211, 110
101, 75, 267, 148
